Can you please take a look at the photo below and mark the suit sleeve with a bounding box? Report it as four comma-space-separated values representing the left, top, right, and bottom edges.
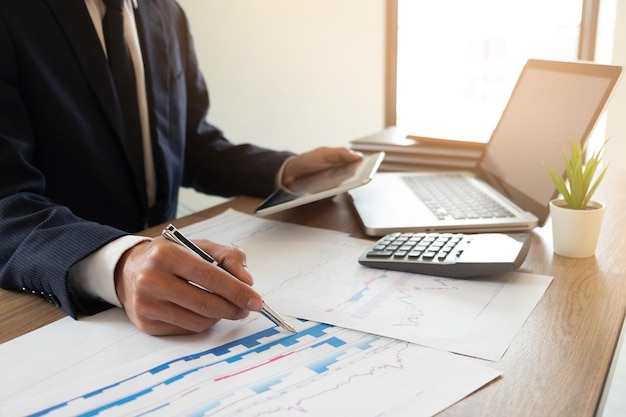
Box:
0, 14, 126, 318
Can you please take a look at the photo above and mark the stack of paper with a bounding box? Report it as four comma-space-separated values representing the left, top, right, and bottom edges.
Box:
350, 127, 487, 171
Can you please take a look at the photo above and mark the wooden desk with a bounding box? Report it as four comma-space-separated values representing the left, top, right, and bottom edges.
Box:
1, 171, 625, 417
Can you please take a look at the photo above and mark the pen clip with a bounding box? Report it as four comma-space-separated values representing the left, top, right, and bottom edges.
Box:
162, 224, 218, 265
162, 225, 184, 246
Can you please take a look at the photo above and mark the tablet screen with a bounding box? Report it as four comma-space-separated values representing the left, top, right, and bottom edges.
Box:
254, 152, 384, 216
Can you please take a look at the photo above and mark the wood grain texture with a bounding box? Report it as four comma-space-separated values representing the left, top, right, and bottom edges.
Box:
1, 169, 624, 417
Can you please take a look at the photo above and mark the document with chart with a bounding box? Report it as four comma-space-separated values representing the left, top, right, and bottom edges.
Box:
0, 309, 500, 417
184, 210, 553, 361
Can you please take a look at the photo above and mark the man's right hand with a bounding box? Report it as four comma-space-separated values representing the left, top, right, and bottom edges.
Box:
114, 237, 264, 335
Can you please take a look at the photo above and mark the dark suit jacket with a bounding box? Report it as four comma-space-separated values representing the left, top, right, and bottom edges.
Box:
0, 0, 293, 317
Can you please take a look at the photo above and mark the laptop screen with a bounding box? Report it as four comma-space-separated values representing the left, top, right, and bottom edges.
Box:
478, 59, 622, 225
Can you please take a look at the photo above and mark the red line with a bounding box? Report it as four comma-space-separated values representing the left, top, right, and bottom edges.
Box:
180, 387, 200, 397
214, 351, 295, 382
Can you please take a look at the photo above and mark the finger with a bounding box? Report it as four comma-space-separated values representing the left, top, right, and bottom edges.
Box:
193, 240, 255, 286
283, 147, 362, 182
163, 241, 263, 312
325, 147, 363, 164
163, 277, 255, 322
140, 317, 220, 336
131, 297, 233, 335
130, 308, 222, 336
123, 265, 251, 334
309, 147, 362, 165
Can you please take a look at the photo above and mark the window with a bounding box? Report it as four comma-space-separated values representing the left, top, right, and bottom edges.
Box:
388, 0, 598, 142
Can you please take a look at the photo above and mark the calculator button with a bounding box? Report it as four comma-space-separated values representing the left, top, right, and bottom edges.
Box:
422, 251, 437, 260
366, 250, 394, 258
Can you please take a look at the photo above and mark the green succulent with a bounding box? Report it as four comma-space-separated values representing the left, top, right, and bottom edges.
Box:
547, 139, 607, 210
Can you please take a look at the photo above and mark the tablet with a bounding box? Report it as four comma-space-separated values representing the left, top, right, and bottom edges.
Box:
254, 151, 384, 216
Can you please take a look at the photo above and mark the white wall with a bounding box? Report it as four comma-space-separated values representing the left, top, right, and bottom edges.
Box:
175, 0, 387, 214
597, 0, 626, 168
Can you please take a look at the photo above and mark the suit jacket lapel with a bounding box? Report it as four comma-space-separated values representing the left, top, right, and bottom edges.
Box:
45, 0, 125, 140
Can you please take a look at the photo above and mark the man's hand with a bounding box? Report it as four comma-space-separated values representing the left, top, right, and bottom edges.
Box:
281, 146, 362, 187
114, 238, 263, 336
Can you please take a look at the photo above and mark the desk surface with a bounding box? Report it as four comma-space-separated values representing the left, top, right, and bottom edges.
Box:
2, 171, 625, 417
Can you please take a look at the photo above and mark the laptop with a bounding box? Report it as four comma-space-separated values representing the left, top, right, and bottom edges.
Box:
348, 59, 622, 236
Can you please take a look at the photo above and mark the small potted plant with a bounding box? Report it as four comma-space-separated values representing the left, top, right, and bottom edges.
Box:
546, 139, 607, 258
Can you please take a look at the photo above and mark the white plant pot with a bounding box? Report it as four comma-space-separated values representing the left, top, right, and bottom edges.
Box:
549, 199, 605, 258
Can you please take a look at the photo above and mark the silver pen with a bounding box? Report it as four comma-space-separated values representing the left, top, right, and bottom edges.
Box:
162, 223, 296, 333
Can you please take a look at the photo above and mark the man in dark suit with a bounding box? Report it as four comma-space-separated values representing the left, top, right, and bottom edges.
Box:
0, 0, 361, 335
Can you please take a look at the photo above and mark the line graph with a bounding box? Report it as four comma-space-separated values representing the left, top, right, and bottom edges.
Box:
181, 210, 552, 361
17, 320, 499, 417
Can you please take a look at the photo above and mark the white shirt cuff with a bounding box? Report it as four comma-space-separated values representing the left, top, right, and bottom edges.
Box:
69, 235, 151, 308
276, 156, 296, 189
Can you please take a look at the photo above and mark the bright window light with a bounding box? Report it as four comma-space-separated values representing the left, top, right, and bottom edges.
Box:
396, 0, 583, 142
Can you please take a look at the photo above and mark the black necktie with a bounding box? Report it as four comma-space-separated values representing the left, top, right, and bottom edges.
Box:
102, 0, 146, 204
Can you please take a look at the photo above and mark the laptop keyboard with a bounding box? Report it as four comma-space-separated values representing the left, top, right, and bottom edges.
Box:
402, 174, 515, 220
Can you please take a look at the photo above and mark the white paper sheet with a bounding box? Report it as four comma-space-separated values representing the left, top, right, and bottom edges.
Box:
0, 310, 500, 417
183, 209, 553, 361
